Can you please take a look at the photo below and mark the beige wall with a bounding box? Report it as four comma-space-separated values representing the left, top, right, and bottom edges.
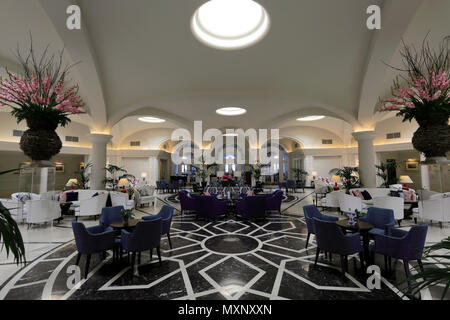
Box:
377, 150, 422, 190
0, 151, 85, 198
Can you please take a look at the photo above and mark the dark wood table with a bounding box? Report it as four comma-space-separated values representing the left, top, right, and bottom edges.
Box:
336, 219, 373, 265
110, 219, 141, 230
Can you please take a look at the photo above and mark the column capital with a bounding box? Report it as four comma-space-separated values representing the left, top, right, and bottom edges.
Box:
351, 130, 377, 141
88, 133, 113, 144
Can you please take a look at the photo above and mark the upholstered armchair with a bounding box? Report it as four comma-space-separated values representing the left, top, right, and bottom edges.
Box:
236, 195, 266, 219
303, 204, 338, 248
373, 196, 404, 226
72, 220, 118, 278
143, 205, 174, 249
25, 199, 61, 228
313, 217, 364, 273
194, 195, 227, 220
266, 190, 283, 214
359, 207, 395, 237
416, 191, 450, 228
121, 218, 163, 269
99, 205, 124, 230
74, 193, 108, 219
179, 190, 196, 215
371, 224, 428, 279
110, 191, 135, 210
286, 179, 296, 193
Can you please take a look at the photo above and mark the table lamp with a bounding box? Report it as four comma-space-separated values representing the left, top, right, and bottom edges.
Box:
66, 178, 78, 191
399, 175, 413, 190
117, 178, 130, 193
312, 171, 318, 180
330, 175, 341, 190
141, 172, 147, 183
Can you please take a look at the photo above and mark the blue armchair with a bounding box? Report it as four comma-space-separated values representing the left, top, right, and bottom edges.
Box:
371, 224, 428, 278
72, 220, 118, 278
266, 190, 283, 215
194, 195, 227, 220
303, 205, 338, 248
236, 195, 266, 219
286, 179, 296, 193
99, 205, 124, 230
359, 207, 395, 237
313, 217, 364, 273
121, 218, 163, 269
143, 205, 174, 249
178, 190, 195, 215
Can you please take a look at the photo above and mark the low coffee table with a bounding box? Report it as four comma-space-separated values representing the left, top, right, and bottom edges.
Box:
336, 219, 373, 265
110, 219, 141, 230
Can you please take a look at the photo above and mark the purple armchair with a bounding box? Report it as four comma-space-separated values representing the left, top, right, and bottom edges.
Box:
72, 220, 118, 278
179, 190, 195, 215
266, 190, 283, 214
194, 195, 227, 220
121, 218, 163, 269
313, 217, 364, 274
236, 195, 267, 220
371, 224, 428, 279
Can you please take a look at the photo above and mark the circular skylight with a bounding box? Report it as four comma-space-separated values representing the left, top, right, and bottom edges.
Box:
296, 116, 325, 122
216, 107, 247, 116
191, 0, 270, 50
138, 117, 166, 123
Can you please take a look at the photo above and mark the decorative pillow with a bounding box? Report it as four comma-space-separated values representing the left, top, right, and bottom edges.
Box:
390, 190, 401, 197
139, 188, 149, 196
92, 192, 99, 198
66, 192, 78, 202
352, 190, 364, 199
403, 189, 415, 201
361, 190, 372, 200
203, 191, 211, 196
58, 192, 67, 203
246, 190, 254, 197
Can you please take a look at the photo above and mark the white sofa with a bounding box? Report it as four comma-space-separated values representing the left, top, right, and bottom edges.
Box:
73, 192, 108, 219
110, 191, 135, 210
414, 191, 450, 227
321, 190, 344, 209
0, 198, 24, 222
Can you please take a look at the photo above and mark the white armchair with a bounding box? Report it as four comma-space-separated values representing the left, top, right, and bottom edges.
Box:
74, 193, 108, 219
416, 191, 450, 228
321, 190, 344, 209
373, 196, 404, 225
0, 199, 23, 222
134, 185, 157, 208
110, 191, 135, 210
24, 199, 61, 227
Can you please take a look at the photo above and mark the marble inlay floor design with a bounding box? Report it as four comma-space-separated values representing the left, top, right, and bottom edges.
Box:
0, 212, 431, 300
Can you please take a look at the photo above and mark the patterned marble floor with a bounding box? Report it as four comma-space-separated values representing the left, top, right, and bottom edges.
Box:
0, 190, 448, 300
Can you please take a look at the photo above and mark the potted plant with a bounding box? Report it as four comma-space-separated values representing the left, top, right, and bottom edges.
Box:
245, 162, 268, 186
380, 36, 450, 161
0, 169, 26, 265
0, 38, 86, 163
104, 165, 135, 190
120, 209, 134, 225
291, 168, 307, 182
376, 161, 398, 188
192, 155, 217, 188
75, 162, 92, 190
336, 167, 360, 194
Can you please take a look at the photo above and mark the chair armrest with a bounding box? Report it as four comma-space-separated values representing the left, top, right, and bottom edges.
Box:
142, 215, 159, 221
384, 222, 395, 235
389, 227, 408, 238
321, 215, 338, 222
86, 224, 107, 234
359, 216, 368, 223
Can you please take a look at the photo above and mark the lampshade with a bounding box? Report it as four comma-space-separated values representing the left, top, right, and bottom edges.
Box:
399, 175, 413, 184
141, 172, 148, 178
330, 175, 341, 183
117, 178, 130, 187
311, 171, 318, 177
66, 178, 78, 187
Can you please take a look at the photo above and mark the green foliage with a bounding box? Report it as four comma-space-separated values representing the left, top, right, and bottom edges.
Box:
403, 237, 450, 300
103, 165, 135, 187
191, 155, 218, 182
336, 167, 360, 193
291, 168, 307, 181
0, 170, 26, 265
376, 161, 398, 187
120, 209, 134, 220
75, 162, 92, 190
245, 162, 269, 182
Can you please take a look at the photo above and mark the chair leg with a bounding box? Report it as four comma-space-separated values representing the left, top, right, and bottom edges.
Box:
149, 248, 153, 261
417, 259, 425, 273
314, 247, 320, 266
384, 255, 388, 273
156, 246, 162, 266
167, 233, 173, 249
138, 252, 141, 265
340, 255, 346, 274
75, 253, 81, 266
84, 254, 91, 279
358, 252, 365, 269
305, 233, 311, 249
403, 260, 411, 285
397, 220, 401, 227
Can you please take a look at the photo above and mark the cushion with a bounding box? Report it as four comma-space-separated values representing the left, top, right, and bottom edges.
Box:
403, 189, 415, 201
203, 191, 211, 196
66, 192, 78, 202
92, 192, 99, 198
390, 190, 401, 197
361, 190, 372, 200
246, 190, 254, 197
58, 192, 67, 203
139, 188, 149, 196
352, 190, 364, 199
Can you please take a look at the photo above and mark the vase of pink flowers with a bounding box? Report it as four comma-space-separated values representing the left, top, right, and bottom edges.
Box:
380, 36, 450, 160
0, 40, 85, 162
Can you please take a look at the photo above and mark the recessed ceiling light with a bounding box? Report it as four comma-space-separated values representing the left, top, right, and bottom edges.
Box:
223, 133, 239, 137
138, 117, 166, 123
216, 107, 247, 116
191, 0, 270, 50
296, 116, 325, 122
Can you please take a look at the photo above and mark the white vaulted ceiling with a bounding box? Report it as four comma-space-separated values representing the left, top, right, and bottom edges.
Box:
0, 0, 447, 139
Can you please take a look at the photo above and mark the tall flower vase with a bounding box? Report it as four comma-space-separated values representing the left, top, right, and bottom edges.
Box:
412, 113, 450, 161
20, 118, 62, 162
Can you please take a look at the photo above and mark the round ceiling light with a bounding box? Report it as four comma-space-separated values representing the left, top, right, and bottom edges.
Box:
191, 0, 270, 50
296, 116, 325, 122
223, 133, 239, 137
138, 117, 166, 123
216, 107, 247, 116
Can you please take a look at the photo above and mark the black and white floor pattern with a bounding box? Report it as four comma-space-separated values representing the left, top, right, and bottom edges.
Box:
0, 212, 429, 300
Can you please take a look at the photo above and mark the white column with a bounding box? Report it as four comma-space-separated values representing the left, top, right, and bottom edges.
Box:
352, 131, 377, 188
88, 134, 113, 190
148, 156, 159, 187
304, 155, 314, 186
420, 153, 430, 190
